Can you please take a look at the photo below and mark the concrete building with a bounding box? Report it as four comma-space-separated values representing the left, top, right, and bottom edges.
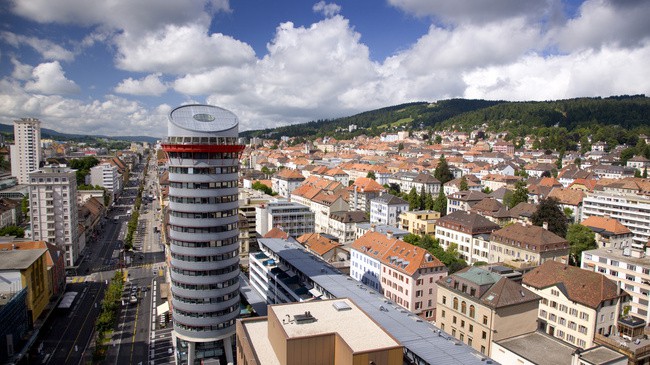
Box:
581, 246, 650, 323
350, 231, 447, 320
89, 162, 122, 202
581, 178, 650, 250
436, 266, 541, 356
236, 298, 403, 365
162, 104, 245, 364
249, 237, 493, 365
489, 223, 570, 269
370, 193, 409, 226
0, 245, 50, 325
523, 261, 628, 349
10, 118, 41, 185
255, 200, 315, 238
399, 210, 440, 235
271, 168, 305, 198
0, 287, 30, 363
28, 165, 79, 267
434, 211, 501, 265
327, 210, 368, 244
581, 215, 634, 249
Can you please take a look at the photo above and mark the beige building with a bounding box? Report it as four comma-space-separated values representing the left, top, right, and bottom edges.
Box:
436, 266, 541, 356
489, 223, 570, 269
399, 210, 440, 235
522, 261, 628, 349
236, 298, 402, 365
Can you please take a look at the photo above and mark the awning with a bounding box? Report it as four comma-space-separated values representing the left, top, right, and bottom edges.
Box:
157, 301, 169, 315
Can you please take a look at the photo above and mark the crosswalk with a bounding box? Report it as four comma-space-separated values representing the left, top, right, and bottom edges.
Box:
67, 276, 89, 283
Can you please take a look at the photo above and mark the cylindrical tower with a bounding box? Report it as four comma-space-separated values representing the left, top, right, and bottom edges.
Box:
162, 104, 244, 364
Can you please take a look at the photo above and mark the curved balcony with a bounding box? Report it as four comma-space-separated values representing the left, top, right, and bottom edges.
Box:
167, 158, 239, 167
168, 172, 238, 184
171, 295, 240, 314
170, 256, 240, 272
173, 319, 237, 341
168, 229, 238, 243
168, 215, 238, 228
169, 243, 239, 257
170, 268, 240, 285
169, 187, 238, 199
173, 307, 239, 328
168, 201, 238, 214
170, 282, 239, 300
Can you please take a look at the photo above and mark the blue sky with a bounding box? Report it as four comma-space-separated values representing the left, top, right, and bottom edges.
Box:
1, 0, 649, 137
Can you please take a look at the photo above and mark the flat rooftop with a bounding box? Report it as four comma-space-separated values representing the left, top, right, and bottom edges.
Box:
241, 319, 281, 365
584, 247, 650, 266
257, 238, 494, 365
496, 332, 576, 365
0, 248, 46, 270
579, 346, 626, 365
272, 298, 399, 352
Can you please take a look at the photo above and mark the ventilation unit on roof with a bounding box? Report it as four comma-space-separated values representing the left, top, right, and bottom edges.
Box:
294, 311, 317, 324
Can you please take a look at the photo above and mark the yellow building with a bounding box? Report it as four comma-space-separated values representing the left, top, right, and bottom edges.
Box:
236, 298, 402, 365
0, 246, 51, 324
398, 210, 440, 235
436, 267, 541, 356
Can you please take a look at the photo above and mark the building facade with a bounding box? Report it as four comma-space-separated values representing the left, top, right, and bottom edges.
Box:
523, 261, 627, 349
89, 162, 122, 202
434, 211, 500, 265
28, 165, 78, 267
11, 118, 42, 185
255, 200, 315, 238
162, 104, 244, 365
370, 193, 409, 226
436, 267, 541, 356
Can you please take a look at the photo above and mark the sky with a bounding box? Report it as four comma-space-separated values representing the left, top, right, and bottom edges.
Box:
0, 0, 649, 138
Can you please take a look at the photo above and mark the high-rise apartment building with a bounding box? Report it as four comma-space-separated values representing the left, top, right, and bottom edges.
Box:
162, 105, 244, 365
11, 118, 42, 184
28, 165, 78, 267
89, 162, 121, 202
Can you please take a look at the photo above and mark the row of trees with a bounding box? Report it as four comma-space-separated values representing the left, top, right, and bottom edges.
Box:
93, 271, 124, 361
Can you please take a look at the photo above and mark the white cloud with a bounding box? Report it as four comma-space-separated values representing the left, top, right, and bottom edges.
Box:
1, 32, 75, 61
114, 73, 168, 96
24, 61, 80, 95
10, 0, 230, 36
463, 44, 650, 101
387, 0, 551, 24
10, 58, 33, 80
549, 0, 650, 51
313, 1, 341, 17
114, 23, 256, 74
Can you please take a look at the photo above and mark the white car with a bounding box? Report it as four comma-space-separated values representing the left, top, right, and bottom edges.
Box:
130, 295, 138, 304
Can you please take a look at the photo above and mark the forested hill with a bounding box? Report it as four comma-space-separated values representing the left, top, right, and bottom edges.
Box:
241, 99, 503, 140
241, 96, 650, 149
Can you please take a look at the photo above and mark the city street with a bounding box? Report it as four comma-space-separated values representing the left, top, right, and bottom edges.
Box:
28, 155, 171, 365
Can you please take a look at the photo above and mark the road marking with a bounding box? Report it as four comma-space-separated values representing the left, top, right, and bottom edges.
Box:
62, 284, 103, 364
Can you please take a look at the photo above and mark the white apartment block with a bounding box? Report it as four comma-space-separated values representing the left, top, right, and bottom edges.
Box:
434, 211, 500, 265
90, 162, 121, 202
370, 194, 409, 226
582, 247, 650, 323
11, 118, 42, 185
523, 261, 626, 349
255, 200, 315, 238
29, 165, 78, 267
581, 178, 650, 250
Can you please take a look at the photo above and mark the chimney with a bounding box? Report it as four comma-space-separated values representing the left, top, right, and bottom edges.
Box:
387, 231, 393, 239
543, 222, 548, 230
370, 224, 376, 232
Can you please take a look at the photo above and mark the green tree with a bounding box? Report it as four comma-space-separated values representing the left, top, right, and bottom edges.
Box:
644, 167, 648, 179
574, 157, 582, 168
0, 225, 25, 238
434, 135, 442, 144
432, 189, 447, 216
366, 171, 377, 180
531, 197, 568, 238
407, 188, 419, 210
481, 186, 493, 194
459, 176, 469, 191
21, 196, 29, 222
434, 155, 454, 184
635, 169, 642, 178
252, 181, 273, 195
566, 224, 597, 266
563, 207, 574, 221
424, 192, 435, 210
419, 186, 426, 210
503, 180, 528, 209
397, 142, 404, 151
